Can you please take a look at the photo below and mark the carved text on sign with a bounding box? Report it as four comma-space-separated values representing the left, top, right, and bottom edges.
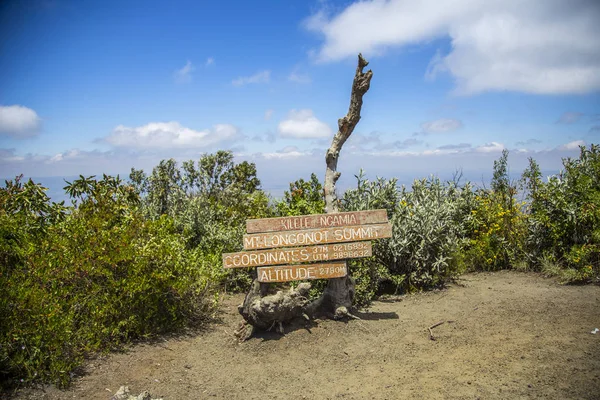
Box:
246, 209, 388, 233
243, 223, 392, 250
257, 262, 347, 283
223, 241, 371, 268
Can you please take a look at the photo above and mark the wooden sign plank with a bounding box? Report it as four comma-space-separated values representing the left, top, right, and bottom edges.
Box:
246, 209, 388, 233
243, 223, 392, 250
257, 262, 347, 283
223, 241, 372, 269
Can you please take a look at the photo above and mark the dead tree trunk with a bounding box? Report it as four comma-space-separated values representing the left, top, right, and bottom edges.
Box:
309, 54, 373, 319
237, 280, 311, 340
323, 54, 373, 214
238, 54, 373, 334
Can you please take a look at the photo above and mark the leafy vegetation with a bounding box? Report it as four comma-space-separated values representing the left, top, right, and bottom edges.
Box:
342, 171, 476, 305
521, 144, 600, 282
275, 173, 325, 217
130, 151, 271, 291
1, 175, 218, 388
1, 146, 598, 389
335, 147, 597, 304
462, 150, 527, 272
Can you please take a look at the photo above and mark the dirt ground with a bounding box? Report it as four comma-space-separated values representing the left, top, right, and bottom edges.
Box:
10, 271, 600, 400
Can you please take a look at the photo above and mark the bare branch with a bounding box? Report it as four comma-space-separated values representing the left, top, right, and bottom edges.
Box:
316, 54, 373, 318
324, 53, 373, 213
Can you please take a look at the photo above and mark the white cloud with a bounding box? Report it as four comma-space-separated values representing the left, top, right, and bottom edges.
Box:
104, 122, 238, 149
515, 138, 542, 147
0, 148, 25, 162
438, 143, 472, 150
353, 142, 481, 157
260, 145, 309, 160
420, 118, 463, 133
232, 70, 271, 86
0, 105, 41, 138
48, 149, 82, 163
264, 109, 274, 121
0, 148, 140, 178
347, 131, 423, 152
306, 0, 600, 95
288, 71, 311, 84
174, 60, 194, 83
280, 145, 299, 153
205, 57, 215, 67
0, 143, 588, 200
559, 140, 585, 150
557, 112, 584, 124
346, 131, 383, 150
421, 148, 462, 156
476, 142, 505, 153
393, 138, 421, 149
277, 109, 333, 139
49, 153, 63, 162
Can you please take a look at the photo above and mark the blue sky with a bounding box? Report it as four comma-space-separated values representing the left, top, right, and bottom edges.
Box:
1, 0, 599, 196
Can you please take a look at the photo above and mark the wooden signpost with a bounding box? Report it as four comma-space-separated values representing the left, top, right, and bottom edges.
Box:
257, 262, 348, 283
223, 209, 391, 283
242, 223, 391, 250
224, 241, 372, 268
246, 209, 388, 233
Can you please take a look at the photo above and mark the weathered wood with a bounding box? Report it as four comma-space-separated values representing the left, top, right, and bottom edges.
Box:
223, 241, 371, 268
324, 54, 372, 214
238, 280, 312, 334
243, 223, 392, 250
319, 53, 373, 318
257, 262, 347, 283
246, 209, 387, 233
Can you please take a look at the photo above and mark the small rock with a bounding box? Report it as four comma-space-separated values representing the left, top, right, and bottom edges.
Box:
111, 386, 130, 400
111, 386, 163, 400
136, 392, 152, 400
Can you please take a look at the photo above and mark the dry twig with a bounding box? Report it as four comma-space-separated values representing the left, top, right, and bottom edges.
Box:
428, 320, 446, 341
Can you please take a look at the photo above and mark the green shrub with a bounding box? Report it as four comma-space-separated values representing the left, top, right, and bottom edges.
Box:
0, 176, 217, 388
462, 150, 527, 271
342, 172, 474, 305
130, 152, 272, 292
388, 177, 474, 288
341, 171, 399, 305
275, 173, 325, 216
521, 144, 600, 282
462, 190, 526, 271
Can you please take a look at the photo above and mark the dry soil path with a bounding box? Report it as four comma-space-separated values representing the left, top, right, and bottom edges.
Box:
13, 271, 600, 399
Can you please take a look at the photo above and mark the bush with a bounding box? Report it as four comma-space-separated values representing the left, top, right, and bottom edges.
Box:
461, 150, 527, 271
521, 144, 600, 282
342, 171, 475, 305
389, 177, 475, 288
131, 152, 272, 292
275, 173, 325, 216
462, 190, 526, 271
0, 176, 217, 388
341, 171, 399, 305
